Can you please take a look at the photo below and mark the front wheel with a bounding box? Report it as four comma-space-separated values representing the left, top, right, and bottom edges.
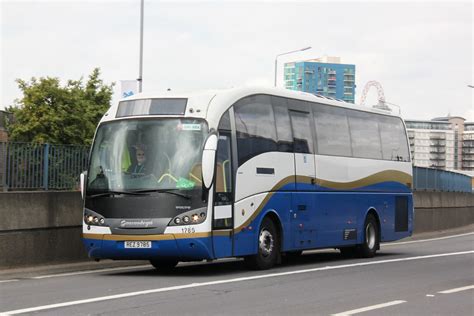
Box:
357, 214, 379, 258
244, 217, 280, 270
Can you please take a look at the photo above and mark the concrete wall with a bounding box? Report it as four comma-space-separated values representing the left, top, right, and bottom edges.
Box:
0, 191, 473, 268
0, 191, 87, 268
413, 191, 474, 233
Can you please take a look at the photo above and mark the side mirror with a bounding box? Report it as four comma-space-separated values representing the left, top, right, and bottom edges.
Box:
201, 133, 218, 189
80, 171, 87, 199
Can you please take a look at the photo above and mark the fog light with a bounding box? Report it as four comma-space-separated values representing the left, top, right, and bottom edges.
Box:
174, 217, 181, 225
99, 218, 105, 225
183, 216, 190, 223
191, 214, 199, 222
87, 215, 94, 223
93, 216, 99, 224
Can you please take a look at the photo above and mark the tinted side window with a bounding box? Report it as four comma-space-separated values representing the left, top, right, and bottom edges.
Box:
378, 116, 410, 161
348, 110, 382, 159
313, 105, 352, 156
271, 96, 294, 153
234, 95, 278, 166
216, 111, 233, 195
289, 110, 314, 154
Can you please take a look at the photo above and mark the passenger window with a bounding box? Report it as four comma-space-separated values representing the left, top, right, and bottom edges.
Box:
348, 111, 382, 159
378, 116, 410, 161
271, 96, 294, 153
216, 111, 233, 203
234, 95, 278, 166
313, 105, 352, 156
289, 110, 314, 154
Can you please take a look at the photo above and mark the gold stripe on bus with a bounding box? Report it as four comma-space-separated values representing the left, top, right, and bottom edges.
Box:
316, 170, 412, 190
83, 232, 211, 241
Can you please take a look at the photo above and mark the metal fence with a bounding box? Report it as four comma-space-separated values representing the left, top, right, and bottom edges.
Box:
413, 166, 472, 193
0, 142, 472, 193
0, 142, 89, 191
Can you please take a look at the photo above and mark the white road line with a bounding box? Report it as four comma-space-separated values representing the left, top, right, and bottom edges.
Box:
331, 300, 406, 316
1, 250, 473, 315
0, 279, 19, 284
32, 265, 151, 279
438, 285, 474, 294
383, 232, 474, 246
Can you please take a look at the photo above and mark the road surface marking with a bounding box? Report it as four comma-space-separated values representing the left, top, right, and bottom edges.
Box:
331, 300, 406, 316
426, 294, 435, 297
383, 232, 474, 246
438, 285, 474, 294
0, 279, 18, 284
32, 265, 151, 279
1, 250, 472, 315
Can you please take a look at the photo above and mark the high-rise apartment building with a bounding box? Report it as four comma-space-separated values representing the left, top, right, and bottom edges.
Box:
283, 56, 355, 103
405, 116, 474, 171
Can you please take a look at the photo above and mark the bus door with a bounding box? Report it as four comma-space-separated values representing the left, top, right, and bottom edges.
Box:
211, 112, 234, 258
289, 106, 317, 248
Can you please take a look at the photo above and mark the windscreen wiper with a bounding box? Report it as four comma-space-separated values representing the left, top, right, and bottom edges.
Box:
88, 190, 150, 198
133, 189, 191, 200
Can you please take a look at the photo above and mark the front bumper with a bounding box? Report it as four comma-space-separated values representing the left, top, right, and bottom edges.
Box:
82, 233, 214, 261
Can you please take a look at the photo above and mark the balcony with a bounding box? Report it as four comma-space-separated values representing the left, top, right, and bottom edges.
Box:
430, 141, 446, 147
430, 148, 446, 153
430, 134, 446, 140
462, 156, 474, 161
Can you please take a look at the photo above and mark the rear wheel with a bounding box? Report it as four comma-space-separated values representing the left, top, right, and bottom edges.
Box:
244, 217, 280, 270
150, 259, 178, 271
357, 213, 379, 258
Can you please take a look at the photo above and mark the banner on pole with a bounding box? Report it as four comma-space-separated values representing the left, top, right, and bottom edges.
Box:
120, 80, 138, 98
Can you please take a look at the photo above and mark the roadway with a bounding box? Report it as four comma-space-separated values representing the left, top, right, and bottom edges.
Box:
0, 231, 473, 315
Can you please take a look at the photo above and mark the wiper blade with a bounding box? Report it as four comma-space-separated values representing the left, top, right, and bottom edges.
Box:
88, 190, 150, 198
133, 189, 191, 200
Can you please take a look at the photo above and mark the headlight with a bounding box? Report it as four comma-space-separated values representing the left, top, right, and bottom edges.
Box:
169, 208, 207, 226
84, 209, 107, 226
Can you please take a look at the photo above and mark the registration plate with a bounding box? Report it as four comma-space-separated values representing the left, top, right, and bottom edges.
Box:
124, 241, 152, 249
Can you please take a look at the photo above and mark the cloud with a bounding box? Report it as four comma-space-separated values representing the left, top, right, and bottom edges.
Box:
1, 1, 472, 122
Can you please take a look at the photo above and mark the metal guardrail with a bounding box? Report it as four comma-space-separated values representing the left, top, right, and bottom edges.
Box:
413, 166, 472, 193
0, 142, 89, 191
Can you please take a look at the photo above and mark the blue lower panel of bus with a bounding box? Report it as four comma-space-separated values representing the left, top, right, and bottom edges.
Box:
83, 236, 215, 261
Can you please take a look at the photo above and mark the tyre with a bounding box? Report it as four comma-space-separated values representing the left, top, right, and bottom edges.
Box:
357, 213, 379, 258
150, 259, 178, 271
244, 217, 280, 270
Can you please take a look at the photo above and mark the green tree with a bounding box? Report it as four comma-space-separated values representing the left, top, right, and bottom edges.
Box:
6, 68, 114, 145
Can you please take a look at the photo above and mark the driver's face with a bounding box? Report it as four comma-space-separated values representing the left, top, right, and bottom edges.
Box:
136, 150, 146, 164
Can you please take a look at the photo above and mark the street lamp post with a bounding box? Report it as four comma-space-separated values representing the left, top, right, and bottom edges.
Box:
138, 0, 144, 93
274, 46, 311, 87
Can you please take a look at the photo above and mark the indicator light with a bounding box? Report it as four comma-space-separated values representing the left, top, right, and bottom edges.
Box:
183, 216, 190, 223
87, 215, 94, 223
99, 218, 105, 225
200, 212, 206, 218
174, 217, 181, 225
93, 217, 99, 224
192, 214, 199, 222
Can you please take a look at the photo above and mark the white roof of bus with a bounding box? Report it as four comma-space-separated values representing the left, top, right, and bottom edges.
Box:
101, 86, 400, 128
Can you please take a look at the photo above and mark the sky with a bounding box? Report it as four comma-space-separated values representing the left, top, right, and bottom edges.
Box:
1, 0, 473, 121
